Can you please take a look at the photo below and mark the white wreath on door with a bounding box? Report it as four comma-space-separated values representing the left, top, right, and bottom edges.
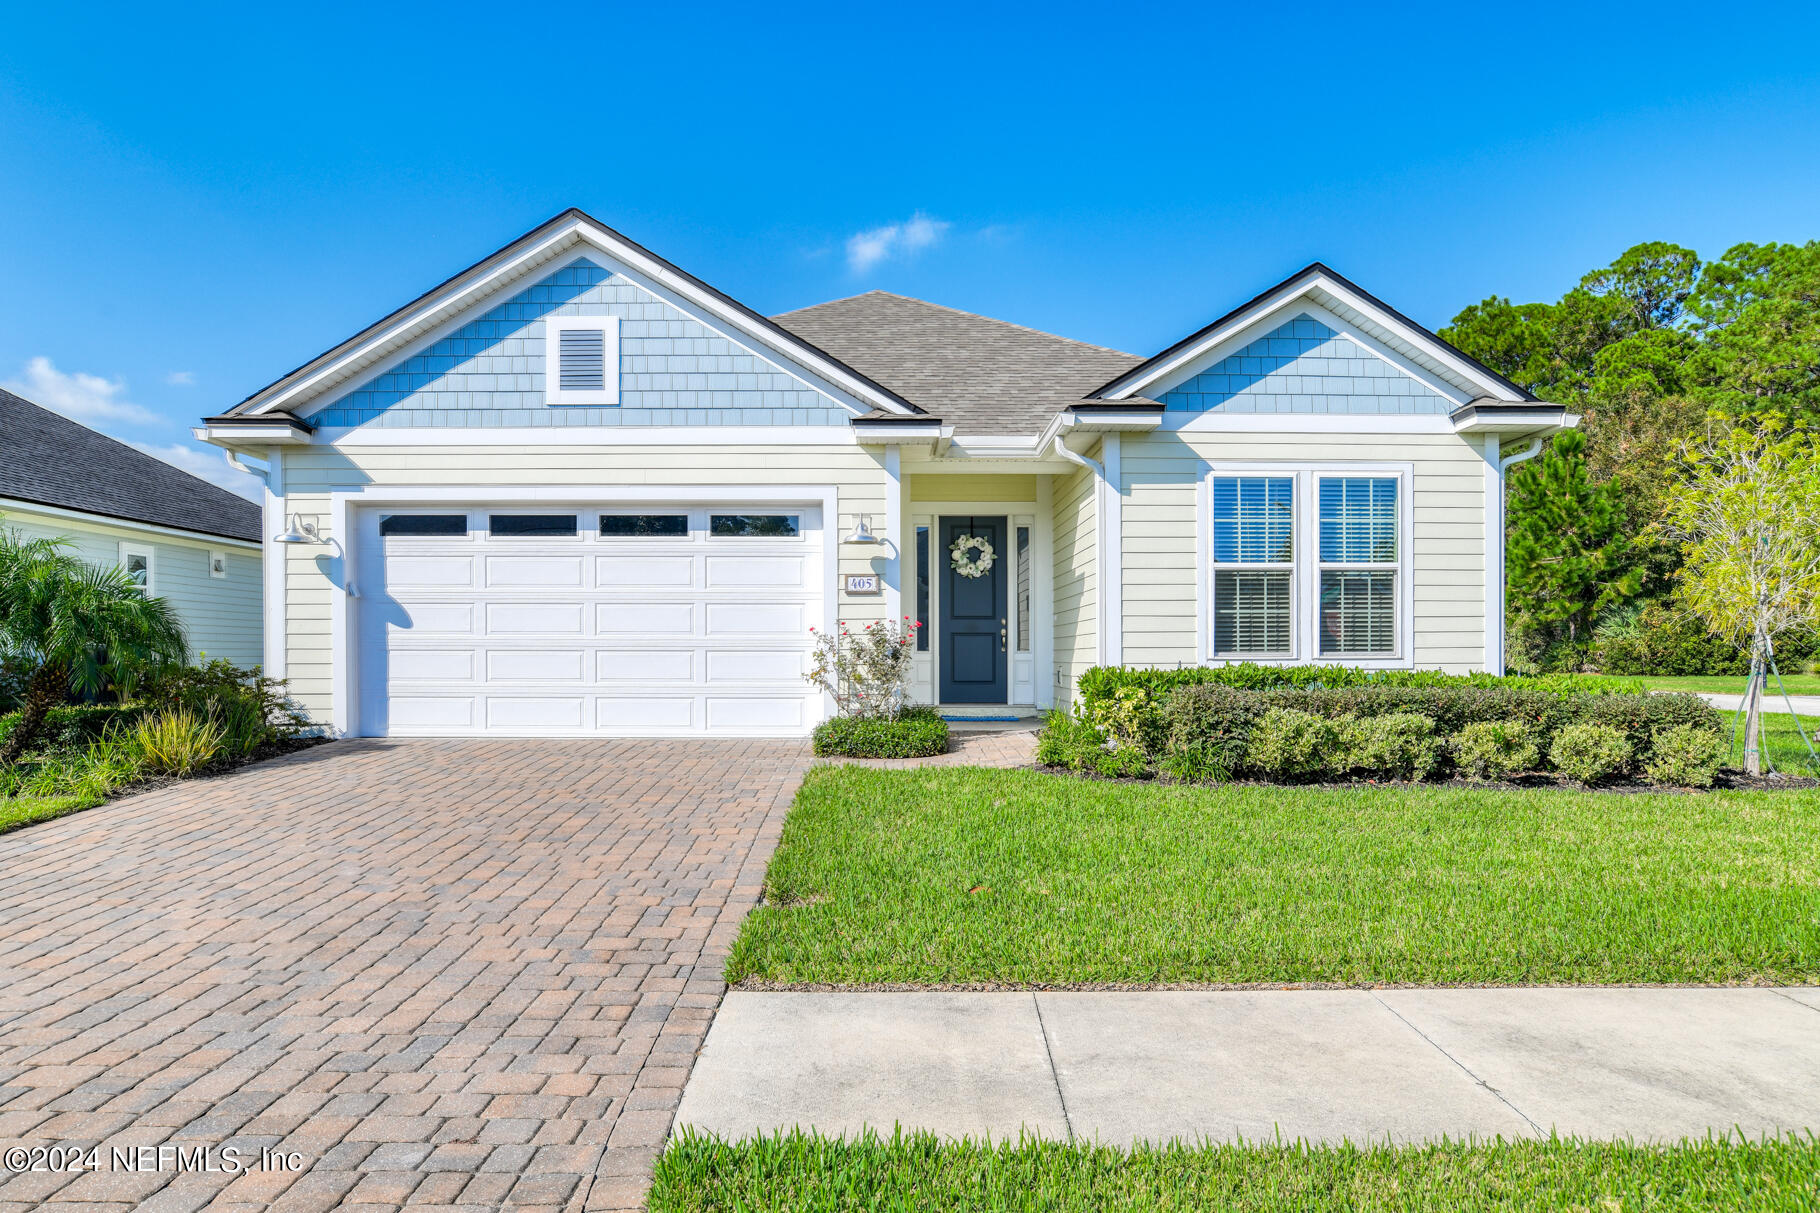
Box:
949, 533, 996, 579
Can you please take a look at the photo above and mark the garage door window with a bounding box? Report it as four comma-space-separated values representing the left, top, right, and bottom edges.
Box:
710, 514, 799, 538
380, 514, 468, 537
489, 514, 577, 537
600, 514, 688, 537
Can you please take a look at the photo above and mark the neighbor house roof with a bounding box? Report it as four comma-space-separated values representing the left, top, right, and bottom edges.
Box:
0, 388, 261, 543
773, 291, 1144, 436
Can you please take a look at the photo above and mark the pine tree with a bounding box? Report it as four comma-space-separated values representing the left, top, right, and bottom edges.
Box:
1505, 429, 1641, 670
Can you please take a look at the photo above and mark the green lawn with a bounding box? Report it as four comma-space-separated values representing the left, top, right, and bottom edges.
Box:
0, 793, 100, 835
1583, 673, 1820, 696
1718, 710, 1820, 775
651, 1130, 1820, 1212
726, 767, 1820, 987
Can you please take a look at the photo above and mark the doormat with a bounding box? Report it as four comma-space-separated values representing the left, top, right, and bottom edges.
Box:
940, 714, 1023, 722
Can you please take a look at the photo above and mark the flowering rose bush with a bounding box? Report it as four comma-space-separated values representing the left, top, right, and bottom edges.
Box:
806, 617, 920, 719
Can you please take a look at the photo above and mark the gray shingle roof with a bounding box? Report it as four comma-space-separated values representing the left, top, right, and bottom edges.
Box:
0, 388, 262, 543
773, 291, 1143, 436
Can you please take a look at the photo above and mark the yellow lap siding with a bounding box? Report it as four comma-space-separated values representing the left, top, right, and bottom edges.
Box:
1119, 430, 1488, 673
276, 444, 891, 720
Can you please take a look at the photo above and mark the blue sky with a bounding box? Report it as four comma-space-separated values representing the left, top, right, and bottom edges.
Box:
3, 1, 1817, 499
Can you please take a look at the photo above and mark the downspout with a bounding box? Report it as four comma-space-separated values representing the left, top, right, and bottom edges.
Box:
1499, 436, 1544, 475
1486, 436, 1546, 675
1051, 433, 1104, 479
225, 449, 269, 482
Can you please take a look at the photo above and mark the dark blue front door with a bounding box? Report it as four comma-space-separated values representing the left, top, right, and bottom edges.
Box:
939, 516, 1008, 703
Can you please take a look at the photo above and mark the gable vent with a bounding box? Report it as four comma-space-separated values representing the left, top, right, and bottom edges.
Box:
558, 327, 607, 391
544, 315, 620, 405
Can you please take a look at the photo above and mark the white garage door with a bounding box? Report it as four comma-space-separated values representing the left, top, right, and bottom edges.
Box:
354, 504, 823, 736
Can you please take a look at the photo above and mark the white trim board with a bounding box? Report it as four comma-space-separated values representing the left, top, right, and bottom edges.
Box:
320, 425, 861, 447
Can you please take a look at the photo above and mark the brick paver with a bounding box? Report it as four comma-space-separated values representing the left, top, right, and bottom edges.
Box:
0, 738, 807, 1212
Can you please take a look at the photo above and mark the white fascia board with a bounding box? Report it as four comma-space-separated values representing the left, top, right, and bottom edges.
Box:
243, 217, 918, 422
0, 497, 262, 550
1163, 413, 1459, 434
323, 425, 861, 447
1450, 408, 1577, 435
196, 424, 312, 448
1104, 273, 1526, 405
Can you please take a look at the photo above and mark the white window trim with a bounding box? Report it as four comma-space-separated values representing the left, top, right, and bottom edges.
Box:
543, 315, 621, 406
1199, 462, 1414, 669
209, 549, 229, 579
119, 541, 156, 596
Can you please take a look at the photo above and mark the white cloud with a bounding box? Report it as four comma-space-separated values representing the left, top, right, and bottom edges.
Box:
1, 356, 160, 427
845, 211, 951, 274
165, 370, 196, 386
130, 441, 263, 502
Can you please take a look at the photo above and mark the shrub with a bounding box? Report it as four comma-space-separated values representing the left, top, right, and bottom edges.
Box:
1161, 685, 1269, 773
0, 703, 144, 759
1549, 723, 1633, 785
1246, 708, 1343, 779
1090, 744, 1152, 780
1160, 743, 1231, 784
126, 709, 227, 776
1036, 710, 1109, 772
812, 707, 948, 759
1645, 724, 1729, 788
1342, 713, 1441, 780
805, 619, 919, 719
1452, 720, 1542, 780
141, 659, 308, 756
1088, 685, 1165, 754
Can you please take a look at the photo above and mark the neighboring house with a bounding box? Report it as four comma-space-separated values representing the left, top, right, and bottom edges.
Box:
2, 387, 264, 667
198, 210, 1572, 738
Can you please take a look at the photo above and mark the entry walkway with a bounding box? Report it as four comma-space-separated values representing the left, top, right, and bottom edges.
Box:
678, 988, 1820, 1146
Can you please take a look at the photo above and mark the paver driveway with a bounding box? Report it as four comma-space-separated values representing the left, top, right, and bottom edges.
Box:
0, 738, 807, 1212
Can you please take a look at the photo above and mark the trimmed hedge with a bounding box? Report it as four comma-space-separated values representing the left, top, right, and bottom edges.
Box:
1077, 663, 1631, 714
0, 704, 144, 757
1038, 671, 1725, 786
813, 708, 949, 759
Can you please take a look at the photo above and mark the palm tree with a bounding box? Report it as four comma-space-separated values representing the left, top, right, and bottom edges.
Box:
0, 530, 188, 766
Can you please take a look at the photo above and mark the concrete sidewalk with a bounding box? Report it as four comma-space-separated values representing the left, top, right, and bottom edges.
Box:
1694, 690, 1820, 715
676, 989, 1820, 1147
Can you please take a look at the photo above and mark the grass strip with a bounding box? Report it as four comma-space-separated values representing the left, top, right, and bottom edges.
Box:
0, 794, 101, 836
651, 1129, 1820, 1212
727, 767, 1820, 987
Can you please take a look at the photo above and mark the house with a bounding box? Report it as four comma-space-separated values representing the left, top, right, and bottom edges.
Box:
197, 210, 1573, 738
2, 387, 264, 666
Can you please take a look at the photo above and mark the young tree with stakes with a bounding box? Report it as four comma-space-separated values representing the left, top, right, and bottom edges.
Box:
1664, 417, 1820, 774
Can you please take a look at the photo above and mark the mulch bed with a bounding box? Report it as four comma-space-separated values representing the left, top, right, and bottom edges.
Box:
1036, 763, 1818, 794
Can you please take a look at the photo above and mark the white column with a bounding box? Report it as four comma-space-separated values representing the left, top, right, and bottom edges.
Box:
883, 445, 902, 626
262, 450, 287, 679
1035, 473, 1055, 709
1100, 433, 1123, 667
1483, 433, 1503, 675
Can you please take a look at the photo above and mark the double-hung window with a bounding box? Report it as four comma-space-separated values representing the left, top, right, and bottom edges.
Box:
1206, 467, 1406, 663
1318, 477, 1399, 656
1209, 476, 1295, 657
